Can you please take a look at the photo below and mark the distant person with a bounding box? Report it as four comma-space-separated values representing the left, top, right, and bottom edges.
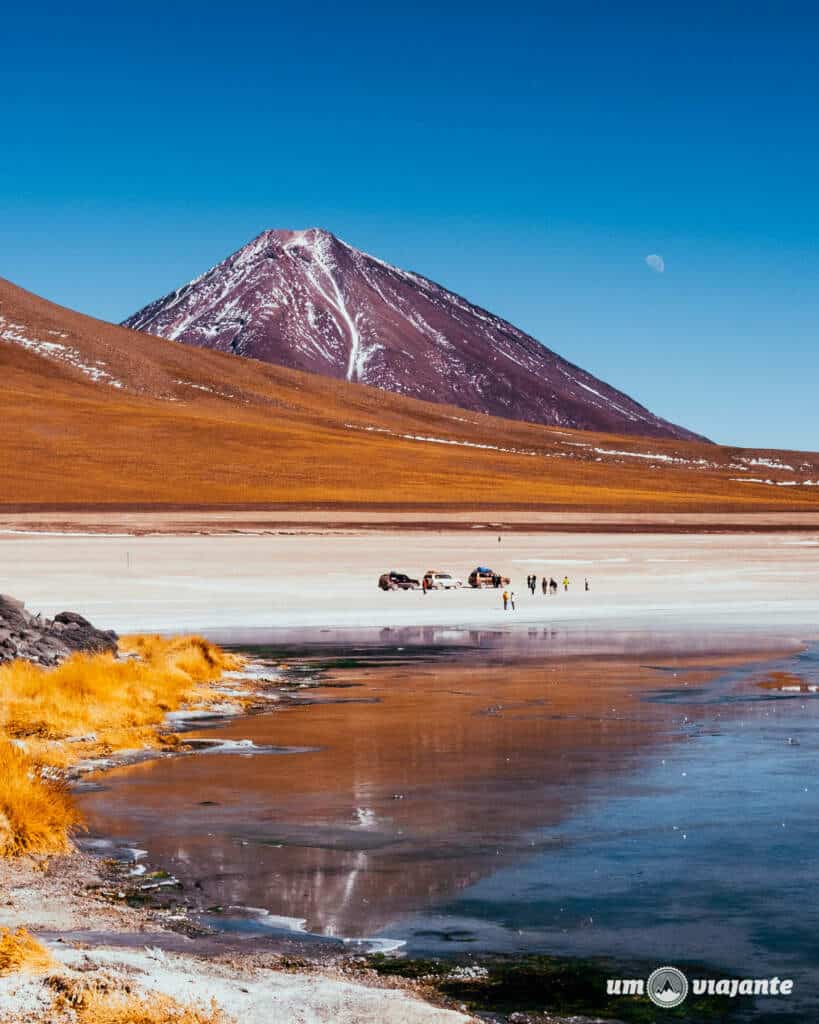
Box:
542, 576, 548, 595
510, 591, 516, 611
498, 535, 502, 543
549, 577, 558, 595
493, 573, 501, 588
585, 577, 590, 592
530, 575, 537, 595
563, 576, 570, 592
422, 577, 428, 596
502, 589, 509, 611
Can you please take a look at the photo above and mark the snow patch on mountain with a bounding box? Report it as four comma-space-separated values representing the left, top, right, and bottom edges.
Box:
344, 422, 541, 456
739, 456, 795, 471
731, 478, 818, 487
0, 316, 124, 388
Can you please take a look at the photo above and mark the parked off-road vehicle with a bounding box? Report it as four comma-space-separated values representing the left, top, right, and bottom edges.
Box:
378, 571, 421, 591
468, 566, 510, 588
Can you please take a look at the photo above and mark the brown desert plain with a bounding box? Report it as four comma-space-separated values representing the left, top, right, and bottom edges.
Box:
2, 275, 819, 513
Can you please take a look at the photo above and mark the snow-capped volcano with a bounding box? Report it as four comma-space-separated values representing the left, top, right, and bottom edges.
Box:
124, 228, 702, 440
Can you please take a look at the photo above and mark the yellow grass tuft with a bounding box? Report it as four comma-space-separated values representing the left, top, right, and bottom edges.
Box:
119, 634, 244, 683
0, 634, 244, 857
73, 989, 234, 1024
0, 636, 244, 758
0, 743, 82, 857
0, 927, 55, 976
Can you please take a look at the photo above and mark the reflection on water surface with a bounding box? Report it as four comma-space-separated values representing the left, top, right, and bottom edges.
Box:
78, 629, 819, 1017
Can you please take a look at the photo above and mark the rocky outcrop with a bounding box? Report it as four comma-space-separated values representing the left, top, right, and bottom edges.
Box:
0, 594, 117, 667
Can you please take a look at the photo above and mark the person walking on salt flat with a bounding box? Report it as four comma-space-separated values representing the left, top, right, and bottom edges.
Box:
563, 576, 570, 592
503, 589, 509, 611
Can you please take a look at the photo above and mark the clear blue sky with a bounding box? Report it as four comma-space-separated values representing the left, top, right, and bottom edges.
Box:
3, 2, 818, 449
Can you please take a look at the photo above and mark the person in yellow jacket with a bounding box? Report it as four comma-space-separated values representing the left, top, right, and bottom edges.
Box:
502, 589, 509, 611
563, 576, 570, 592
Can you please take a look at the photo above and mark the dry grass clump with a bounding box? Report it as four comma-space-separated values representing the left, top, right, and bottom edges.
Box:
72, 989, 234, 1024
0, 743, 82, 857
0, 927, 55, 976
48, 973, 234, 1024
119, 635, 244, 683
0, 636, 244, 757
0, 634, 243, 857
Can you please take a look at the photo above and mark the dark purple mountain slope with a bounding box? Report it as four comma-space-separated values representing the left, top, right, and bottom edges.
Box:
124, 228, 703, 441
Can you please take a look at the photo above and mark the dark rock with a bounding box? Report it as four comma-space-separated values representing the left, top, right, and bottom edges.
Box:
0, 594, 32, 632
54, 611, 95, 628
53, 611, 118, 654
0, 595, 118, 665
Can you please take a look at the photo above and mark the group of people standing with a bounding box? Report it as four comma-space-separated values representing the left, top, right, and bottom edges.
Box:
501, 575, 591, 609
525, 574, 585, 595
501, 574, 590, 611
526, 574, 558, 595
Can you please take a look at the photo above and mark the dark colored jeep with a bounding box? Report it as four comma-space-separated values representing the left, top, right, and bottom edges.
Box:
378, 571, 421, 591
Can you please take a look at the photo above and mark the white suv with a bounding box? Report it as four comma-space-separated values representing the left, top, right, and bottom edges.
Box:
423, 571, 463, 590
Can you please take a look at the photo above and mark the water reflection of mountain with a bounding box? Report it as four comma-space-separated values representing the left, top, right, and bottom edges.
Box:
78, 640, 784, 938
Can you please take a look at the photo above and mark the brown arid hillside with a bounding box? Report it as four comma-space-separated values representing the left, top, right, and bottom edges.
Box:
2, 275, 819, 512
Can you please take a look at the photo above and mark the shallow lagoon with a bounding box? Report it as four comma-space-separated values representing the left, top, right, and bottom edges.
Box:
78, 629, 819, 1020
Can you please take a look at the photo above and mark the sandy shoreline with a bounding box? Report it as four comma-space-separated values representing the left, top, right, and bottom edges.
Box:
0, 850, 472, 1024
